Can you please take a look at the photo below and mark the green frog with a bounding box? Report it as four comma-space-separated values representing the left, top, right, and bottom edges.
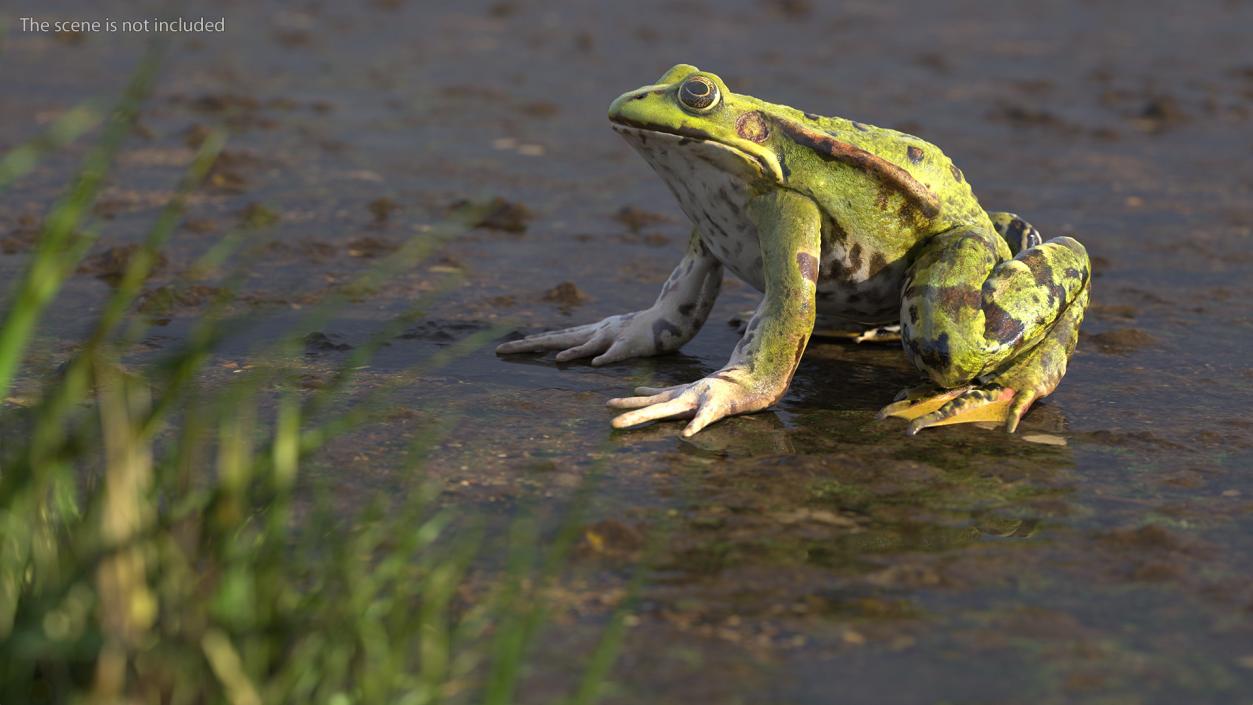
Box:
497, 65, 1090, 437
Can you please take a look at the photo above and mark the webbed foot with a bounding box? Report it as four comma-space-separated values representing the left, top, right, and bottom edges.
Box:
878, 383, 1023, 435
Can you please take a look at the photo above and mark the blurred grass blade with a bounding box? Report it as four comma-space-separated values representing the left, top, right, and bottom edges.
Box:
0, 48, 161, 402
91, 360, 157, 699
0, 103, 102, 191
203, 629, 262, 705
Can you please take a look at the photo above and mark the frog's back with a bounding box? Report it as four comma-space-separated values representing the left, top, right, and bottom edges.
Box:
755, 100, 989, 231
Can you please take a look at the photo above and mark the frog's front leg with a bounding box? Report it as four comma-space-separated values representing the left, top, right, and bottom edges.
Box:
609, 190, 820, 436
495, 228, 722, 365
881, 225, 1090, 434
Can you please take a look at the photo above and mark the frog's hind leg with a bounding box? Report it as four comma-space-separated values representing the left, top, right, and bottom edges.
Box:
883, 224, 1090, 434
988, 211, 1043, 255
886, 283, 1088, 433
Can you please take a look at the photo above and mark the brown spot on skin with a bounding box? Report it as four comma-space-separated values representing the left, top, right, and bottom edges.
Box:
906, 332, 955, 380
771, 116, 940, 217
736, 111, 771, 143
937, 285, 981, 310
867, 252, 889, 279
678, 303, 695, 317
792, 336, 808, 369
652, 318, 683, 349
907, 283, 976, 329
825, 217, 849, 244
1019, 251, 1067, 307
906, 146, 924, 163
898, 198, 924, 226
796, 252, 819, 283
984, 301, 1026, 346
849, 243, 864, 273
875, 186, 891, 211
1019, 250, 1045, 272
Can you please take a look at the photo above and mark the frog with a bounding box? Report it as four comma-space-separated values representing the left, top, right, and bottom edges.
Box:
497, 64, 1090, 437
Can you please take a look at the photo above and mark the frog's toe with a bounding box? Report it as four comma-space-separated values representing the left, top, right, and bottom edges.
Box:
496, 323, 599, 355
893, 384, 1023, 435
631, 383, 688, 397
606, 386, 685, 410
589, 341, 636, 366
608, 374, 771, 436
877, 384, 966, 419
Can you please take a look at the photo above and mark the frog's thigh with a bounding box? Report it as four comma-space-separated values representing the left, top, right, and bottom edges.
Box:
901, 228, 1090, 388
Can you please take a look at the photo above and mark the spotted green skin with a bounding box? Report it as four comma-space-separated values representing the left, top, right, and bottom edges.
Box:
500, 64, 1090, 435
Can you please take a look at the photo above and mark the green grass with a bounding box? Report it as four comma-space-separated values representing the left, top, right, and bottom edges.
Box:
0, 50, 632, 705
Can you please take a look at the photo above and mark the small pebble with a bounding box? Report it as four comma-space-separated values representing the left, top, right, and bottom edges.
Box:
1022, 433, 1067, 446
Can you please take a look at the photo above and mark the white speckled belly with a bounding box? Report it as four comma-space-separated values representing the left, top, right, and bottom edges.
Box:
613, 126, 766, 290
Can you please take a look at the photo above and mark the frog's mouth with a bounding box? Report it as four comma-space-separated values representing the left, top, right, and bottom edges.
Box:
609, 119, 783, 183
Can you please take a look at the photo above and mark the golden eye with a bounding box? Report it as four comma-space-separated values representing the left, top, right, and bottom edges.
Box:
678, 76, 720, 112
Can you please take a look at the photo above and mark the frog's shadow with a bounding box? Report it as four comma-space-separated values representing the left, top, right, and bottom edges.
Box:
785, 358, 917, 412
594, 343, 917, 414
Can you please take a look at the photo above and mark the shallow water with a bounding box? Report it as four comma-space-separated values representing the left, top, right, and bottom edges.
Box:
3, 0, 1252, 702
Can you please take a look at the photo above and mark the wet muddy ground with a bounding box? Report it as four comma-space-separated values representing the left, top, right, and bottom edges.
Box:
3, 0, 1252, 702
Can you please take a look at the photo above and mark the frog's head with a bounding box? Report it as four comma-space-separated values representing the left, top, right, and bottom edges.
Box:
608, 64, 785, 184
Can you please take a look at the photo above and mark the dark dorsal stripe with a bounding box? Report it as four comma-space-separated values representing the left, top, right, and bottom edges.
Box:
771, 116, 941, 218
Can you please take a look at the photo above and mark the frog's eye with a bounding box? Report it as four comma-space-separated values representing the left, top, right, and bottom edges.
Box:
678, 76, 720, 113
